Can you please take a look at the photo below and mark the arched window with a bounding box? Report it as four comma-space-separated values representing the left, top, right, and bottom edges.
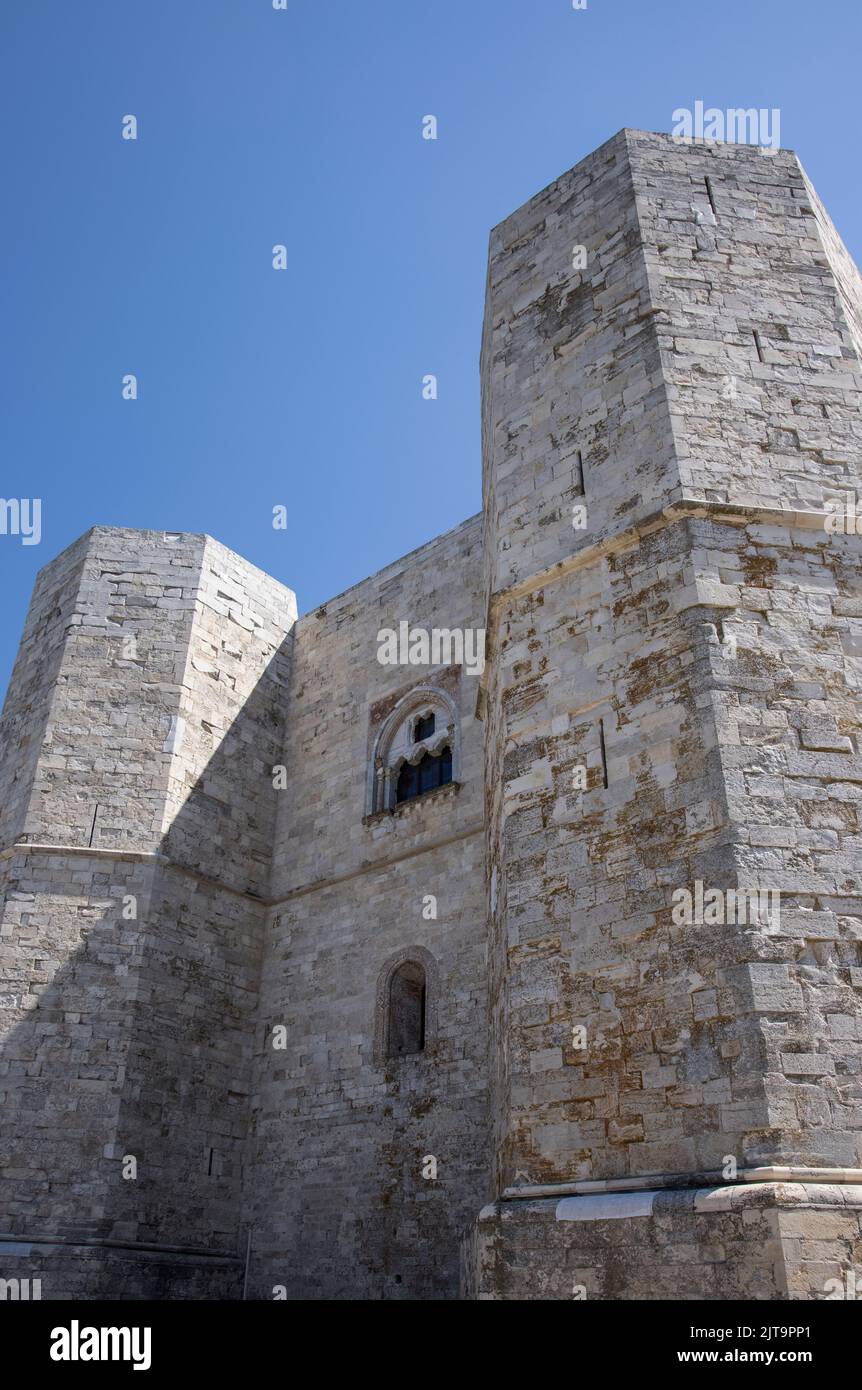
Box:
367, 687, 461, 816
387, 961, 426, 1057
374, 947, 439, 1066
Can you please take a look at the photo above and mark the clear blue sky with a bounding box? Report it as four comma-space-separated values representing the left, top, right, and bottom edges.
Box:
1, 0, 860, 703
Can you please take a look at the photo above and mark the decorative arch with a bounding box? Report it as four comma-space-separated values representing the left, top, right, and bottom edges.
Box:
366, 685, 461, 815
373, 945, 440, 1066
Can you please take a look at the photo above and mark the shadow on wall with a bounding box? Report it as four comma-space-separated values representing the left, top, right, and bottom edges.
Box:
0, 637, 297, 1300
0, 616, 490, 1302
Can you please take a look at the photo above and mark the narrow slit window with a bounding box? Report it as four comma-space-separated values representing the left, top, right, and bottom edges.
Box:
598, 718, 609, 790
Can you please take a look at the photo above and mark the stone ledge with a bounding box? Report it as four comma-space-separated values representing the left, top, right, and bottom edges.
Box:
362, 780, 462, 826
480, 1182, 862, 1222
500, 1165, 862, 1201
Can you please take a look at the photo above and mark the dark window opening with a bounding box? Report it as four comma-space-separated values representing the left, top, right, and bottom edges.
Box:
396, 747, 452, 804
387, 961, 426, 1057
397, 760, 418, 802
414, 712, 435, 742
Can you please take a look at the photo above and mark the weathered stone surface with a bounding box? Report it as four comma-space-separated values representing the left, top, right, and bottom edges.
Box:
465, 1184, 862, 1300
475, 130, 862, 1297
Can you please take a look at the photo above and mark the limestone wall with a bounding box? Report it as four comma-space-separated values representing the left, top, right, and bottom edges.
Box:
466, 1182, 862, 1300
628, 131, 862, 510
0, 528, 297, 1295
244, 516, 491, 1298
476, 130, 862, 1294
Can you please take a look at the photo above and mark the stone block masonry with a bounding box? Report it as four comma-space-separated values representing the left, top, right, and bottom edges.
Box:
243, 516, 489, 1299
2, 130, 861, 1300
473, 129, 862, 1298
0, 528, 297, 1296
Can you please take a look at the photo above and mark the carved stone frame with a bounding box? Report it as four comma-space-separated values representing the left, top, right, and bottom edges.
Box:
366, 685, 461, 816
372, 945, 440, 1067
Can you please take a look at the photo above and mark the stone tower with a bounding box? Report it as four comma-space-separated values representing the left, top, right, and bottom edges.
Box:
467, 129, 862, 1298
0, 529, 296, 1296
1, 131, 861, 1301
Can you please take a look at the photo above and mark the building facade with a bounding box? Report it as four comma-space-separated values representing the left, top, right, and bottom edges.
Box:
2, 130, 861, 1299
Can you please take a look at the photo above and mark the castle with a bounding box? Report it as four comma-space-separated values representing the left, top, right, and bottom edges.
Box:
2, 129, 862, 1301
